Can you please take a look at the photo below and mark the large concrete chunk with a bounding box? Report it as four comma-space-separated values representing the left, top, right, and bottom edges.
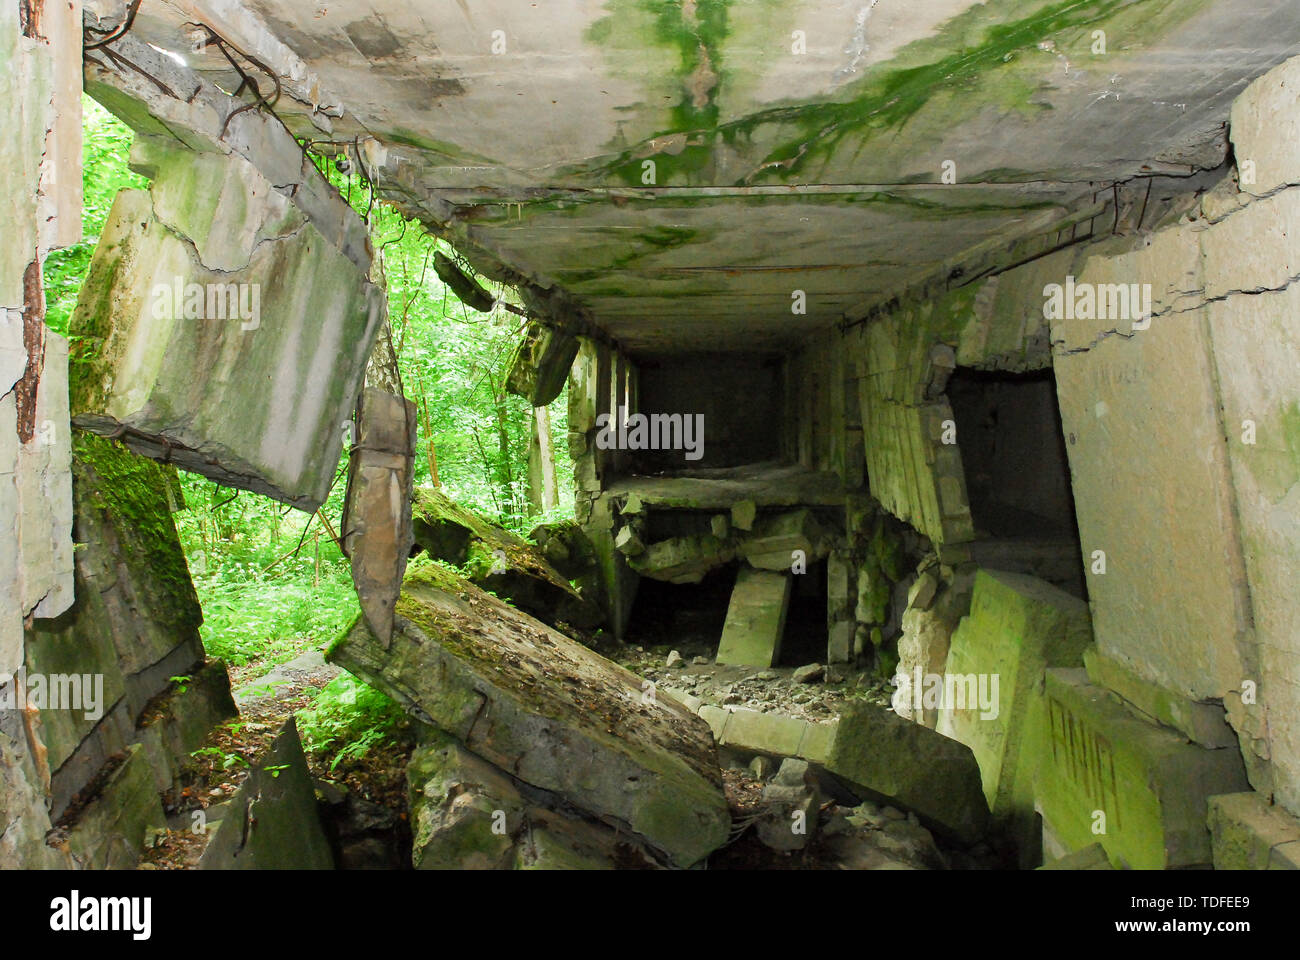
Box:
69, 156, 385, 510
1207, 792, 1300, 870
507, 321, 581, 407
1034, 669, 1250, 869
407, 729, 660, 870
342, 388, 417, 645
408, 730, 527, 870
626, 533, 735, 584
199, 719, 334, 870
411, 487, 599, 629
937, 570, 1091, 819
1053, 238, 1252, 702
73, 28, 386, 511
328, 563, 731, 867
716, 567, 791, 668
825, 701, 990, 844
739, 509, 833, 570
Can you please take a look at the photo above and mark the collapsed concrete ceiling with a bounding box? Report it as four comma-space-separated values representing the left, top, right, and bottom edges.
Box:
114, 0, 1300, 352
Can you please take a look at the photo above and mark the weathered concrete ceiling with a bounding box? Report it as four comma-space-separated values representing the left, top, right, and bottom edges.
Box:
108, 0, 1300, 352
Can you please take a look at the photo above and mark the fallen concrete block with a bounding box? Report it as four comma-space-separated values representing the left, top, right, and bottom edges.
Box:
739, 509, 832, 571
825, 701, 990, 844
411, 487, 600, 629
626, 534, 735, 584
408, 729, 660, 870
199, 718, 334, 870
704, 705, 836, 765
408, 729, 527, 870
1207, 792, 1300, 870
342, 388, 417, 645
716, 567, 791, 668
937, 569, 1091, 819
329, 563, 731, 867
1033, 669, 1250, 869
757, 758, 821, 852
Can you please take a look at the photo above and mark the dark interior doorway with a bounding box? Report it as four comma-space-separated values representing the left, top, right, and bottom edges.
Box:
779, 558, 828, 666
947, 367, 1078, 539
624, 566, 735, 655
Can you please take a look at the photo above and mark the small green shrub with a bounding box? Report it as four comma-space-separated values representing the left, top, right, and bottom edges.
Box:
296, 675, 407, 772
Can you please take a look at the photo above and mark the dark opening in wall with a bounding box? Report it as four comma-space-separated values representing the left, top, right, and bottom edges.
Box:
947, 367, 1079, 540
625, 566, 736, 654
630, 353, 784, 472
780, 559, 828, 666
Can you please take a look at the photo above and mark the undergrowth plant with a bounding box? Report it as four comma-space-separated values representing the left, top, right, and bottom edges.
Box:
296, 675, 410, 772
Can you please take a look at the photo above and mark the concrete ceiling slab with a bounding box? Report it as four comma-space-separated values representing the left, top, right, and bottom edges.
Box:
118, 0, 1300, 352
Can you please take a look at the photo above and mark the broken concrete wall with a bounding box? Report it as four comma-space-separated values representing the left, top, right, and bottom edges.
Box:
832, 55, 1300, 849
847, 291, 978, 547
74, 35, 385, 510
0, 1, 80, 869
1041, 55, 1300, 813
27, 433, 235, 829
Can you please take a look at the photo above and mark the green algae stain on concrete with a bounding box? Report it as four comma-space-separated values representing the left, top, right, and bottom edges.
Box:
582, 0, 1211, 186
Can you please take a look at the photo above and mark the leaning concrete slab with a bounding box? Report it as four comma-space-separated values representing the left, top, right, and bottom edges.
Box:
825, 701, 990, 844
937, 570, 1092, 819
74, 36, 386, 510
342, 388, 417, 645
69, 159, 385, 510
198, 718, 334, 870
1034, 669, 1250, 869
328, 563, 731, 867
716, 567, 792, 668
1053, 232, 1252, 705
